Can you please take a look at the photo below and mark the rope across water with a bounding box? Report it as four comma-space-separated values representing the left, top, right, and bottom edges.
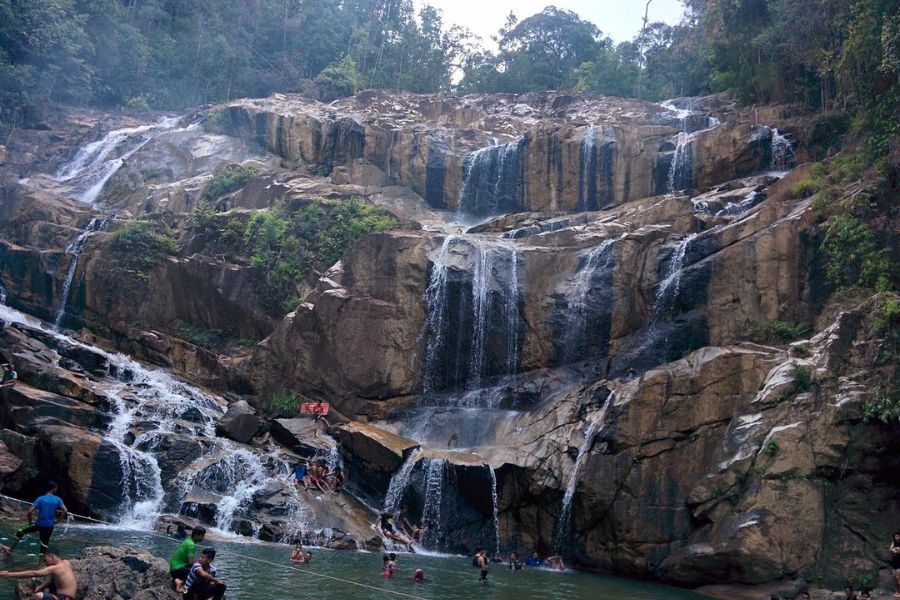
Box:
0, 493, 428, 600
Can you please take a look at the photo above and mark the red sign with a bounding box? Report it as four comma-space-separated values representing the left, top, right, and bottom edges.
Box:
300, 402, 330, 416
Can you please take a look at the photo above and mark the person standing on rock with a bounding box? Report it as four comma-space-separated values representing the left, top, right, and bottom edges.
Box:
891, 530, 900, 597
2, 481, 68, 560
0, 547, 77, 600
183, 547, 226, 600
169, 525, 206, 593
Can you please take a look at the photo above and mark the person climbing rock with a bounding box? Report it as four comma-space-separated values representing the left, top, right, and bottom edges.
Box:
0, 363, 16, 388
183, 547, 226, 600
476, 549, 488, 584
0, 547, 77, 600
169, 525, 206, 593
2, 481, 68, 560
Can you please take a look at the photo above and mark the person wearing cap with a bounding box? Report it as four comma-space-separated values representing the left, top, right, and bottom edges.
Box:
184, 547, 225, 600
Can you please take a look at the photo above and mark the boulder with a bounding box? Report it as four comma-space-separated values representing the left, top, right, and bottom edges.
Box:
333, 422, 418, 474
270, 418, 336, 455
16, 545, 179, 599
215, 400, 264, 443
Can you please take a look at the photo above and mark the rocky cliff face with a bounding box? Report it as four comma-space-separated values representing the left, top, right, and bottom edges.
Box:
0, 89, 894, 593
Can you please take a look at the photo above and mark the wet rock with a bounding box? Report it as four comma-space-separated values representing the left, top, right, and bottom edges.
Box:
215, 400, 265, 443
16, 545, 179, 599
270, 418, 336, 455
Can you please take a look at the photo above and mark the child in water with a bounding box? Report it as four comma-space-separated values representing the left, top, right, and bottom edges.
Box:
382, 552, 397, 577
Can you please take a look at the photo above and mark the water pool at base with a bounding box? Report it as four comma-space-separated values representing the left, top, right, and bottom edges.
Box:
0, 524, 708, 599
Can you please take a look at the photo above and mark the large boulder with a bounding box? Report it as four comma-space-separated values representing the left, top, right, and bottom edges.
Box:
215, 400, 264, 444
270, 418, 336, 455
333, 422, 419, 501
16, 546, 179, 600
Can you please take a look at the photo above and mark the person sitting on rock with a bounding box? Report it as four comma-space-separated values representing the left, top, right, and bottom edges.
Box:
290, 543, 303, 562
0, 363, 16, 388
3, 480, 68, 561
0, 547, 77, 600
308, 461, 330, 493
293, 461, 309, 490
169, 526, 205, 593
327, 465, 344, 493
183, 547, 226, 600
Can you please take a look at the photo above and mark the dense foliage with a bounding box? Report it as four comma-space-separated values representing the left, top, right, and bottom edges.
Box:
1, 1, 896, 123
111, 219, 180, 273
192, 198, 400, 312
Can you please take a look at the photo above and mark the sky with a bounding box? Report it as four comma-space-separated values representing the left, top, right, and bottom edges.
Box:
415, 0, 688, 47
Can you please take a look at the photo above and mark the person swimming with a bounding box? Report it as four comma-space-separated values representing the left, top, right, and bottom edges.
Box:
413, 568, 425, 582
382, 552, 397, 577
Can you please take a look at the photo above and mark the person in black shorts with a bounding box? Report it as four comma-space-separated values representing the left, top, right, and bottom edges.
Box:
891, 531, 900, 597
2, 481, 67, 560
476, 549, 488, 584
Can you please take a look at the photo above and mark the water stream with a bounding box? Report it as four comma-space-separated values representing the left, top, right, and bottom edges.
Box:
769, 128, 796, 171
579, 124, 597, 211
383, 449, 423, 513
56, 117, 181, 203
54, 216, 110, 329
488, 465, 500, 556
666, 132, 692, 193
652, 233, 698, 320
457, 139, 526, 216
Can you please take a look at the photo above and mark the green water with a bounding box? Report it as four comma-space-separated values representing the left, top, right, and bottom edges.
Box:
0, 524, 707, 599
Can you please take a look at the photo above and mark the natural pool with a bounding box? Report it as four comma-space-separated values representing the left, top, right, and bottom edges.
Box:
0, 524, 708, 599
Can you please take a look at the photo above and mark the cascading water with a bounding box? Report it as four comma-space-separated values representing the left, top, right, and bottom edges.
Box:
0, 301, 224, 528
420, 236, 520, 393
56, 117, 180, 203
716, 190, 759, 217
192, 446, 271, 534
564, 235, 623, 363
457, 139, 525, 216
552, 395, 612, 554
488, 465, 500, 556
652, 233, 698, 320
420, 457, 448, 550
769, 128, 796, 172
383, 449, 422, 513
579, 125, 597, 211
666, 132, 692, 193
54, 216, 110, 329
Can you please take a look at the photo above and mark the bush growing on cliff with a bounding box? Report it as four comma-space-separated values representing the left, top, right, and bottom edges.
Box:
267, 393, 300, 417
202, 165, 255, 201
112, 220, 179, 272
241, 199, 400, 312
821, 214, 893, 292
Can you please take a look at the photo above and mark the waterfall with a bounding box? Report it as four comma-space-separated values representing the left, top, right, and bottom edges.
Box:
56, 117, 180, 204
564, 235, 623, 363
421, 236, 520, 393
383, 449, 422, 513
552, 395, 612, 554
488, 465, 500, 556
54, 216, 110, 329
579, 125, 598, 211
716, 190, 759, 217
420, 458, 448, 550
192, 446, 273, 534
458, 139, 525, 216
652, 233, 698, 320
0, 302, 224, 528
769, 128, 796, 172
421, 237, 455, 394
659, 99, 693, 133
666, 132, 692, 193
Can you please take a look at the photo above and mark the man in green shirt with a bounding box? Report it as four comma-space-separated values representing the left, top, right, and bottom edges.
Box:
169, 526, 205, 593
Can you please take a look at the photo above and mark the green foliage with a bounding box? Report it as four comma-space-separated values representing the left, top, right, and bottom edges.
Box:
111, 219, 179, 272
239, 198, 399, 312
821, 214, 894, 291
744, 319, 808, 345
267, 393, 300, 418
792, 364, 813, 394
314, 56, 363, 101
202, 165, 255, 202
764, 439, 779, 457
873, 297, 900, 336
793, 177, 824, 199
863, 388, 900, 424
176, 324, 226, 349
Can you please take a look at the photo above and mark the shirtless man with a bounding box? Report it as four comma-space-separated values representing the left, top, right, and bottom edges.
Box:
0, 548, 77, 600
